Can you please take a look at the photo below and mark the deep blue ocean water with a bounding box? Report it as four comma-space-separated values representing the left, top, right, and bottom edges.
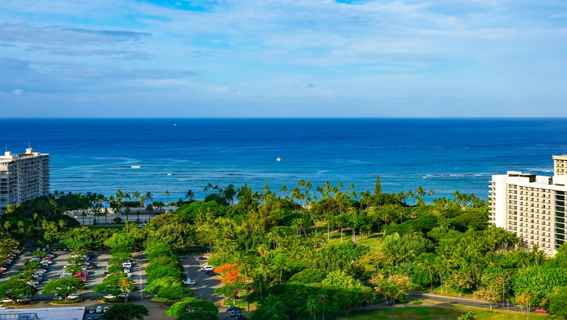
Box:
1, 118, 566, 202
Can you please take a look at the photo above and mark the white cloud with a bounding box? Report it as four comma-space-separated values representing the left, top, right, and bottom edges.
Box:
11, 89, 23, 95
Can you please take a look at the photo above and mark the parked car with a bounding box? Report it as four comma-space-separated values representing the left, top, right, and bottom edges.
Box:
67, 293, 81, 299
103, 294, 116, 299
103, 307, 109, 313
0, 304, 5, 309
199, 256, 208, 260
226, 306, 239, 311
183, 278, 196, 285
534, 309, 549, 313
117, 293, 129, 298
16, 297, 30, 303
230, 311, 243, 317
200, 265, 214, 271
1, 298, 13, 303
122, 261, 132, 268
96, 306, 102, 313
89, 307, 95, 314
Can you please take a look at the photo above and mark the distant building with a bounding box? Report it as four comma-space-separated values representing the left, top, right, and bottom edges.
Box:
489, 155, 567, 255
0, 306, 85, 320
0, 148, 50, 213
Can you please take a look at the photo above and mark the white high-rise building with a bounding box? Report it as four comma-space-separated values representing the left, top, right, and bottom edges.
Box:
0, 148, 50, 213
489, 155, 567, 255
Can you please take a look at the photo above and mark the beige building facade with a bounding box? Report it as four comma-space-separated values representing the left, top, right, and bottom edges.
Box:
0, 148, 50, 213
489, 155, 567, 255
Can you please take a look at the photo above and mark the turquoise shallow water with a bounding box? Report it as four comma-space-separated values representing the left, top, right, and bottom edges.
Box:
1, 118, 566, 201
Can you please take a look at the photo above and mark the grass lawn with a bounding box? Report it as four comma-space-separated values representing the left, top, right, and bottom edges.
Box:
326, 232, 381, 254
87, 225, 124, 231
423, 285, 475, 299
338, 306, 562, 320
357, 234, 382, 249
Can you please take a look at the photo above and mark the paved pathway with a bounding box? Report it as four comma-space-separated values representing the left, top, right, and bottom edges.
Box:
410, 292, 523, 312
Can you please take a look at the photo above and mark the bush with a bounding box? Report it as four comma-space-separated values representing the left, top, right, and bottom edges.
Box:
458, 311, 477, 320
113, 217, 123, 224
412, 299, 423, 305
156, 285, 194, 301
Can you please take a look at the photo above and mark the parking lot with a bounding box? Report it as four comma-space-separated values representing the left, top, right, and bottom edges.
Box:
0, 250, 231, 320
0, 250, 152, 320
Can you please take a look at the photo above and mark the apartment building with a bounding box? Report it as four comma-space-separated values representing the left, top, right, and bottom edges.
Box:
0, 148, 50, 213
554, 155, 567, 175
489, 155, 567, 255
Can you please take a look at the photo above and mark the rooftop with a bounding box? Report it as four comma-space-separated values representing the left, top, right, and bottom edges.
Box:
0, 148, 48, 163
0, 307, 85, 320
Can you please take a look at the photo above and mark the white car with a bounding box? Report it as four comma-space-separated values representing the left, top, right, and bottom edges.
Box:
103, 294, 116, 299
117, 293, 129, 298
67, 293, 80, 299
200, 265, 214, 271
1, 298, 13, 303
0, 304, 5, 309
183, 278, 196, 285
16, 297, 30, 303
122, 261, 132, 268
96, 306, 102, 313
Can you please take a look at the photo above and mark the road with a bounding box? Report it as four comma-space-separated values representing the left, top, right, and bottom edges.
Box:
180, 255, 232, 319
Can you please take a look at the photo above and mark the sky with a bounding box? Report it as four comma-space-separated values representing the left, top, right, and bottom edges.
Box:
1, 0, 567, 118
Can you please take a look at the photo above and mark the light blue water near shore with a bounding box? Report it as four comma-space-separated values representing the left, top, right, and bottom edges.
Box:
1, 118, 566, 202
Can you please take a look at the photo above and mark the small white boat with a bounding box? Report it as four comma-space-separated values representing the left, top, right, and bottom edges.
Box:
276, 157, 281, 162
167, 173, 172, 176
131, 165, 141, 169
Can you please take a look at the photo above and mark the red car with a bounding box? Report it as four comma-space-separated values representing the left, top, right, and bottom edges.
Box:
534, 309, 548, 313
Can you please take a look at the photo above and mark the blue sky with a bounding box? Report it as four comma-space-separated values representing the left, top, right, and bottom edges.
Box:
1, 0, 567, 117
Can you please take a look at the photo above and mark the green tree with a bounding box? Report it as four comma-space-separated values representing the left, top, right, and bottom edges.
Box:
549, 286, 567, 317
0, 280, 37, 301
164, 297, 218, 317
374, 175, 382, 195
102, 303, 149, 320
42, 277, 87, 301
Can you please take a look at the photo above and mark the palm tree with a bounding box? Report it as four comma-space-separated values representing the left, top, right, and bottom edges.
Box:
185, 189, 195, 200
120, 278, 134, 302
163, 191, 170, 205
145, 192, 153, 206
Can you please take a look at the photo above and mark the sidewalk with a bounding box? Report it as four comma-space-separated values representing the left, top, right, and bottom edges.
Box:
410, 292, 521, 312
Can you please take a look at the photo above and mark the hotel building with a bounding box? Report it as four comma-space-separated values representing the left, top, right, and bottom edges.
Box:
489, 155, 567, 255
0, 148, 50, 213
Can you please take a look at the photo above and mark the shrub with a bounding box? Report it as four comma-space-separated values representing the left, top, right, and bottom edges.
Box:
458, 311, 477, 320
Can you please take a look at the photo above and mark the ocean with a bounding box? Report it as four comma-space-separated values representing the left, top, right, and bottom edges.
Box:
1, 118, 566, 202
